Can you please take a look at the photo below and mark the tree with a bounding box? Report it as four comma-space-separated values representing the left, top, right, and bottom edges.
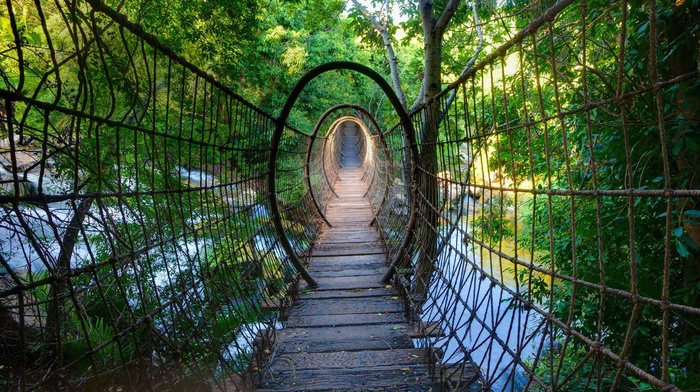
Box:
348, 0, 484, 297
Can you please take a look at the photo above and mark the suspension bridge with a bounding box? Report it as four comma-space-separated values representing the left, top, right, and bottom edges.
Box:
1, 0, 699, 391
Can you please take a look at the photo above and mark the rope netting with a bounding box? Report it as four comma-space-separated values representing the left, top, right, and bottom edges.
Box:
3, 0, 700, 391
0, 0, 320, 389
378, 0, 700, 391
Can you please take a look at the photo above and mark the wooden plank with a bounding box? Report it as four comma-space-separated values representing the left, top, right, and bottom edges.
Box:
327, 210, 369, 215
312, 275, 385, 290
316, 229, 376, 236
313, 237, 380, 246
285, 312, 405, 328
289, 297, 402, 317
310, 256, 385, 265
312, 267, 383, 278
326, 219, 373, 225
312, 249, 385, 258
410, 321, 446, 338
317, 228, 376, 234
326, 220, 373, 226
274, 324, 414, 353
312, 246, 385, 257
326, 215, 373, 221
314, 236, 381, 245
327, 204, 370, 209
300, 287, 393, 299
326, 211, 372, 216
257, 364, 436, 391
315, 237, 380, 245
309, 261, 386, 273
336, 196, 367, 205
267, 348, 428, 372
313, 242, 380, 249
309, 253, 386, 265
325, 201, 369, 206
442, 363, 484, 391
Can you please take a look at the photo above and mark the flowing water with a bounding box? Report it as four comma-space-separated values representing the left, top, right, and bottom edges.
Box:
420, 203, 544, 391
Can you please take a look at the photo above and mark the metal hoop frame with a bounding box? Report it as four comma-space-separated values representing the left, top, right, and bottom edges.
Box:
268, 61, 419, 288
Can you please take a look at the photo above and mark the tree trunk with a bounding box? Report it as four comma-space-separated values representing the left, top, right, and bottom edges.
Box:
412, 1, 442, 299
46, 196, 94, 365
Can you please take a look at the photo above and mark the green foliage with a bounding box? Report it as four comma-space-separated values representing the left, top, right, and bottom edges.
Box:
464, 0, 700, 388
471, 193, 515, 243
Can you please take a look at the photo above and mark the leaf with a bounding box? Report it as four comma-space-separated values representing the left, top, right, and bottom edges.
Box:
676, 239, 690, 258
684, 210, 700, 218
685, 136, 699, 152
637, 21, 649, 35
674, 227, 684, 238
672, 138, 684, 156
683, 235, 699, 251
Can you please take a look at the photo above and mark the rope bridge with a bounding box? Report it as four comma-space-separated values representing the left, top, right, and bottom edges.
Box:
1, 1, 699, 392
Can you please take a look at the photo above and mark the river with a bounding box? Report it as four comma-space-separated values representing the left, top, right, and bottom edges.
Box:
419, 210, 545, 391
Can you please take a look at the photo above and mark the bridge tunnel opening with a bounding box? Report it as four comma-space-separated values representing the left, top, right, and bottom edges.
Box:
337, 120, 362, 168
315, 116, 384, 230
268, 62, 418, 290
322, 116, 378, 200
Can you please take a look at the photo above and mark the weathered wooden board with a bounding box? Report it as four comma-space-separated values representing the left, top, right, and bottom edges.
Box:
268, 348, 428, 372
312, 246, 385, 256
324, 202, 370, 208
326, 221, 374, 227
309, 254, 386, 264
275, 324, 414, 353
311, 267, 384, 278
318, 226, 377, 233
442, 363, 484, 391
326, 211, 372, 217
289, 296, 403, 317
285, 312, 406, 328
257, 365, 437, 391
300, 287, 393, 300
331, 195, 367, 201
313, 238, 381, 248
314, 236, 381, 246
309, 261, 386, 273
317, 231, 377, 238
326, 215, 372, 220
311, 275, 385, 290
410, 321, 446, 338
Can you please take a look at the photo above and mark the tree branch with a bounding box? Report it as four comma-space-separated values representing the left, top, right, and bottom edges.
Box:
435, 0, 461, 35
409, 80, 425, 112
440, 2, 483, 117
351, 0, 383, 30
351, 0, 408, 108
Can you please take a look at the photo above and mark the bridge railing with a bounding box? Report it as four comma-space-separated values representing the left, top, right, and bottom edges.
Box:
0, 1, 319, 390
380, 1, 700, 391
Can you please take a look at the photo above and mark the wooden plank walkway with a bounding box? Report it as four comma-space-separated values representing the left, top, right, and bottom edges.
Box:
258, 124, 438, 391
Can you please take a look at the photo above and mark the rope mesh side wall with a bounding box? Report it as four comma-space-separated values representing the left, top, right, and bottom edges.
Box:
3, 0, 699, 390
380, 1, 700, 391
0, 1, 315, 390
